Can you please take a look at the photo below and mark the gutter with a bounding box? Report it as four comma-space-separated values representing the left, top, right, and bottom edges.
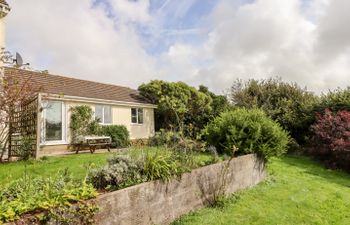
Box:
40, 93, 157, 109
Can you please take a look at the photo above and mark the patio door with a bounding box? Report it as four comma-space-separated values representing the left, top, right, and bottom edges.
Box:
42, 100, 66, 145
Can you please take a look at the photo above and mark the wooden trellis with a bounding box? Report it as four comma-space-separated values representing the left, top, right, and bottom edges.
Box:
8, 97, 39, 158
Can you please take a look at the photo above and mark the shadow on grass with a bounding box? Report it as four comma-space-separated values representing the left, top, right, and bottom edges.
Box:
280, 155, 350, 188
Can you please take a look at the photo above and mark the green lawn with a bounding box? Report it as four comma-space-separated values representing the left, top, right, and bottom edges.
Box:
0, 147, 216, 187
173, 156, 350, 225
0, 152, 113, 186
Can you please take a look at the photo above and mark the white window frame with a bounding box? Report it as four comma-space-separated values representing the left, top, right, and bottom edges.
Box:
131, 108, 144, 125
95, 105, 112, 125
41, 101, 67, 145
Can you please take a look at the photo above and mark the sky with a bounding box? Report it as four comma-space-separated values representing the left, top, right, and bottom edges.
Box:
4, 0, 350, 94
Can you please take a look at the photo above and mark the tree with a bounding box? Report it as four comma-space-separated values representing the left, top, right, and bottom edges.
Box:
198, 85, 232, 119
138, 80, 213, 138
0, 67, 40, 161
230, 77, 318, 144
316, 87, 350, 112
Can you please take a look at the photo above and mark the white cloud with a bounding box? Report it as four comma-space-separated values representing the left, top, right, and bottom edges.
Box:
4, 0, 350, 94
5, 0, 157, 88
108, 0, 152, 24
315, 0, 350, 60
162, 0, 350, 93
158, 43, 201, 83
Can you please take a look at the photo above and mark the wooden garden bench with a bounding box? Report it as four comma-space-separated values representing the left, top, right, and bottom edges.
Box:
75, 136, 112, 154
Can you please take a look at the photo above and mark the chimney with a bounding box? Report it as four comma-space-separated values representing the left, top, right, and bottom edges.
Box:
0, 0, 10, 75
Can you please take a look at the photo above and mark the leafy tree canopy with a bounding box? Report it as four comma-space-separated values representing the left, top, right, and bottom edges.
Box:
138, 80, 231, 138
317, 87, 350, 112
230, 77, 318, 144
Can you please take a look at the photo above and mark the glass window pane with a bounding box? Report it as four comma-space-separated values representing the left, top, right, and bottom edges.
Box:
45, 101, 62, 141
104, 106, 112, 124
95, 105, 103, 123
138, 108, 143, 124
131, 108, 137, 123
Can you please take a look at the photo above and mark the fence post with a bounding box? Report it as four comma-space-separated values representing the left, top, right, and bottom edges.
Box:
8, 107, 12, 160
35, 93, 41, 159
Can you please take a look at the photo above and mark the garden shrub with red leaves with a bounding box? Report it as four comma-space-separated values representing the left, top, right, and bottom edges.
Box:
311, 109, 350, 172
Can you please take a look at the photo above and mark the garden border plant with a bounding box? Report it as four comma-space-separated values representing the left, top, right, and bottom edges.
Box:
70, 105, 99, 144
310, 109, 350, 172
86, 146, 220, 192
70, 105, 130, 149
204, 108, 290, 160
0, 169, 97, 223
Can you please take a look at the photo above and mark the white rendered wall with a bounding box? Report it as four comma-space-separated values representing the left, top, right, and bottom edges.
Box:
0, 17, 5, 72
0, 18, 4, 50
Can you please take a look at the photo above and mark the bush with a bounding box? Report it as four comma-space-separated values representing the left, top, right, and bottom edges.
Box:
87, 155, 145, 190
204, 108, 289, 159
317, 88, 350, 112
0, 170, 97, 223
17, 136, 33, 161
176, 138, 206, 152
310, 109, 350, 171
143, 150, 179, 181
70, 105, 130, 148
87, 147, 208, 190
99, 125, 130, 148
149, 129, 181, 147
70, 105, 99, 144
149, 129, 205, 152
230, 78, 317, 145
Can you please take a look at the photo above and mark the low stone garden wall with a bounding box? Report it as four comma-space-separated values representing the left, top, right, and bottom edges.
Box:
95, 154, 266, 225
7, 154, 265, 225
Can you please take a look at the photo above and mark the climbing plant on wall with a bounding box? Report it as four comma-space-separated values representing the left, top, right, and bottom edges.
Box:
70, 105, 99, 143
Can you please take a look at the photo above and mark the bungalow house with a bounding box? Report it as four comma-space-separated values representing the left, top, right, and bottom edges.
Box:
1, 1, 155, 157
4, 67, 156, 156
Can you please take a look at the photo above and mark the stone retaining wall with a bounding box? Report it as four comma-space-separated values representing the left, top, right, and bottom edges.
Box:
95, 154, 266, 225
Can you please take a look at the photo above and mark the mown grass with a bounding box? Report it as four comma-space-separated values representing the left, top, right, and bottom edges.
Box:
173, 155, 350, 225
0, 152, 112, 186
0, 147, 216, 187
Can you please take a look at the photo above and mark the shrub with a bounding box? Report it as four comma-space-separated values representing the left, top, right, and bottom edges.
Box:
149, 129, 205, 152
169, 149, 199, 172
87, 147, 206, 190
230, 78, 318, 145
87, 155, 145, 190
176, 138, 206, 152
17, 136, 33, 161
204, 108, 289, 159
0, 170, 97, 223
310, 109, 350, 171
149, 129, 181, 147
143, 151, 179, 181
70, 105, 99, 144
36, 202, 99, 225
317, 88, 350, 112
70, 105, 130, 148
98, 125, 130, 148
